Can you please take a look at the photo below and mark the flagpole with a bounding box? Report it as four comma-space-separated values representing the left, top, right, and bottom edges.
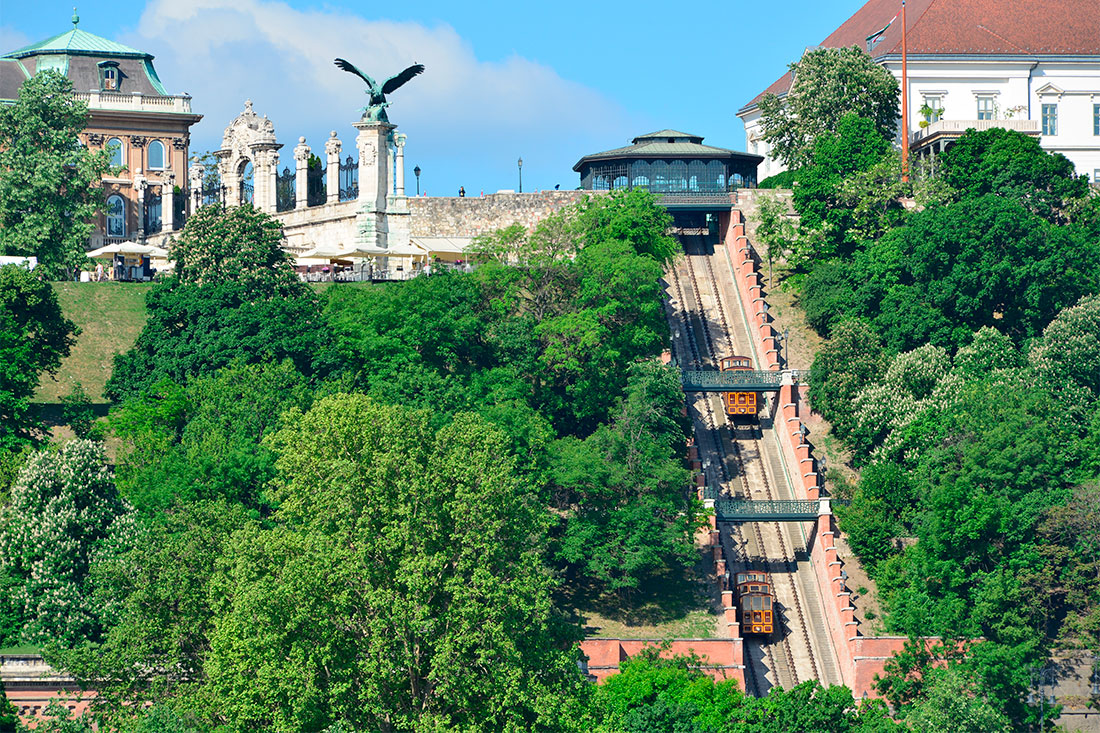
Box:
900, 0, 910, 183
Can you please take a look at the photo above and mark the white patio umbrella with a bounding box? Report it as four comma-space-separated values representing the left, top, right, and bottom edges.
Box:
86, 242, 169, 259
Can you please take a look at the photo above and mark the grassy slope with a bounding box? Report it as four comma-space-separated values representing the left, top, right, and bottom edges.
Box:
35, 282, 151, 404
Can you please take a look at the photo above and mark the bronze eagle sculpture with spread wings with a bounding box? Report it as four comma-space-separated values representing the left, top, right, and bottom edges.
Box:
334, 58, 425, 123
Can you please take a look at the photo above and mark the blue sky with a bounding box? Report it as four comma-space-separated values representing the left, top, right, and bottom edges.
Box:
2, 0, 867, 194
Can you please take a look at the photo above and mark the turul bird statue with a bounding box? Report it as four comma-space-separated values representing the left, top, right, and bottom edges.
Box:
334, 58, 425, 123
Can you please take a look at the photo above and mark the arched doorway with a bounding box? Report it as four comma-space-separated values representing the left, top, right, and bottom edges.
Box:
239, 160, 254, 205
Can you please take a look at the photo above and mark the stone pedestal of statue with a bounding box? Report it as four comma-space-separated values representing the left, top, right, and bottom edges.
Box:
353, 120, 395, 249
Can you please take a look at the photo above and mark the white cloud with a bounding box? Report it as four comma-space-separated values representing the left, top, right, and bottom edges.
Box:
0, 26, 30, 55
122, 0, 633, 192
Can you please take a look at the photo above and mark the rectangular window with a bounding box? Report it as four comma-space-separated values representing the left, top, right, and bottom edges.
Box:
924, 96, 942, 123
1094, 169, 1100, 184
977, 97, 995, 120
1094, 104, 1100, 136
1042, 103, 1058, 135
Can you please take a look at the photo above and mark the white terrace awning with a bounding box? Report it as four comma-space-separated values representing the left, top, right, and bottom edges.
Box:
411, 237, 474, 255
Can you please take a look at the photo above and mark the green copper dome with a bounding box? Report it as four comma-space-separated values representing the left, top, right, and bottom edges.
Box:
2, 28, 151, 61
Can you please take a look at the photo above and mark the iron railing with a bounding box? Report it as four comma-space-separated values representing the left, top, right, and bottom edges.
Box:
276, 166, 296, 212
715, 499, 821, 522
307, 163, 326, 207
339, 155, 358, 201
681, 369, 784, 392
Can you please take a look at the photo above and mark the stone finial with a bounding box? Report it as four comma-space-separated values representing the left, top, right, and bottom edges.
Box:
244, 99, 254, 115
325, 131, 342, 157
294, 137, 311, 163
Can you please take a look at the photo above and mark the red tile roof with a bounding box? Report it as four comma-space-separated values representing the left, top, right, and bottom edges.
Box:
742, 0, 1100, 111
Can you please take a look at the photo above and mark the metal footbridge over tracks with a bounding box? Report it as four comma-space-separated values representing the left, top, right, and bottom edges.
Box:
681, 369, 783, 392
714, 498, 836, 522
681, 369, 812, 393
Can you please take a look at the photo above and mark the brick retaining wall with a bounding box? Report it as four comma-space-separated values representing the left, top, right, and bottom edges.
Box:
719, 208, 942, 697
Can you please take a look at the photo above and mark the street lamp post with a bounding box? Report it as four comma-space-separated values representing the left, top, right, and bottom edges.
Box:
1029, 666, 1056, 732
518, 157, 523, 193
413, 166, 421, 196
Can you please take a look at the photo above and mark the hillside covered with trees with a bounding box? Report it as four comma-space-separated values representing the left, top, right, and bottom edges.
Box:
753, 46, 1100, 731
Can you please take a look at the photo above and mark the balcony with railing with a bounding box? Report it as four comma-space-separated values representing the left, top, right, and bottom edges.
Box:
911, 118, 1040, 149
72, 90, 194, 115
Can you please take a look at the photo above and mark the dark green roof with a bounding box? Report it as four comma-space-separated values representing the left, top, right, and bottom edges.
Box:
574, 130, 762, 172
2, 28, 151, 60
632, 130, 705, 144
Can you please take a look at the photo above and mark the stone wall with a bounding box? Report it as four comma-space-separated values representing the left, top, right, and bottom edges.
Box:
408, 191, 597, 238
732, 188, 796, 254
271, 200, 359, 254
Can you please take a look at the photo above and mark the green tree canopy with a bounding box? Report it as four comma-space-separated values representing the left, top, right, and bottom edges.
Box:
791, 114, 896, 260
0, 264, 78, 450
757, 47, 899, 169
594, 649, 901, 733
939, 128, 1089, 224
105, 205, 342, 400
550, 361, 697, 596
109, 361, 314, 513
169, 203, 303, 298
0, 69, 111, 276
196, 395, 588, 732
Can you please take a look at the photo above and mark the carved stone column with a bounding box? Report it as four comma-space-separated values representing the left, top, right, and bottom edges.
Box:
294, 137, 310, 209
163, 173, 175, 232
134, 173, 147, 242
214, 150, 235, 206
250, 143, 282, 213
189, 162, 204, 213
394, 133, 407, 197
325, 131, 341, 205
386, 131, 411, 250
353, 121, 394, 249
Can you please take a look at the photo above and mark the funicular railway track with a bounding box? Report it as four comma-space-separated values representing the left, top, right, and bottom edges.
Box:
664, 236, 833, 695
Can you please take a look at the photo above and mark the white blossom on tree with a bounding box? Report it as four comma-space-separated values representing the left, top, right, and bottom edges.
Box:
0, 440, 128, 644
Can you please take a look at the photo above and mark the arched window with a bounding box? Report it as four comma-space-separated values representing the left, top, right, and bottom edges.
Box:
107, 138, 124, 168
102, 66, 117, 90
147, 140, 166, 170
106, 195, 125, 237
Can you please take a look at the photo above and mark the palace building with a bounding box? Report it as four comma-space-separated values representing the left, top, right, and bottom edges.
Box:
0, 14, 202, 249
738, 0, 1100, 182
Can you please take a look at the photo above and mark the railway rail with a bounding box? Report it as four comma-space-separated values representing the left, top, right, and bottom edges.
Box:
664, 236, 839, 694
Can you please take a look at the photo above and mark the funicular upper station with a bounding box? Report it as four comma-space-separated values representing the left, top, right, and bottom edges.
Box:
574, 130, 762, 243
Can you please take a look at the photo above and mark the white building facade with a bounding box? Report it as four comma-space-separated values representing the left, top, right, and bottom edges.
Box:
738, 0, 1100, 182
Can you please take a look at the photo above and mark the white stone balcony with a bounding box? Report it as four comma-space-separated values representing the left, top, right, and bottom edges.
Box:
73, 90, 194, 115
911, 118, 1040, 146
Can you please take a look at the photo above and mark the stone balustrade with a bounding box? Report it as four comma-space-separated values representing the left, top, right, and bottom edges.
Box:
73, 90, 194, 114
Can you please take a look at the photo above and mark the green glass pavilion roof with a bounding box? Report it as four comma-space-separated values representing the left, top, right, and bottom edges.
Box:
2, 28, 151, 60
573, 130, 761, 172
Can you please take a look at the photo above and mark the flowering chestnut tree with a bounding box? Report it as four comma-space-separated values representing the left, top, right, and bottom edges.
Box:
0, 440, 128, 645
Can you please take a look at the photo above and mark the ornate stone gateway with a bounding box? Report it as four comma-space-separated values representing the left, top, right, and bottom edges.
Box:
195, 95, 413, 254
